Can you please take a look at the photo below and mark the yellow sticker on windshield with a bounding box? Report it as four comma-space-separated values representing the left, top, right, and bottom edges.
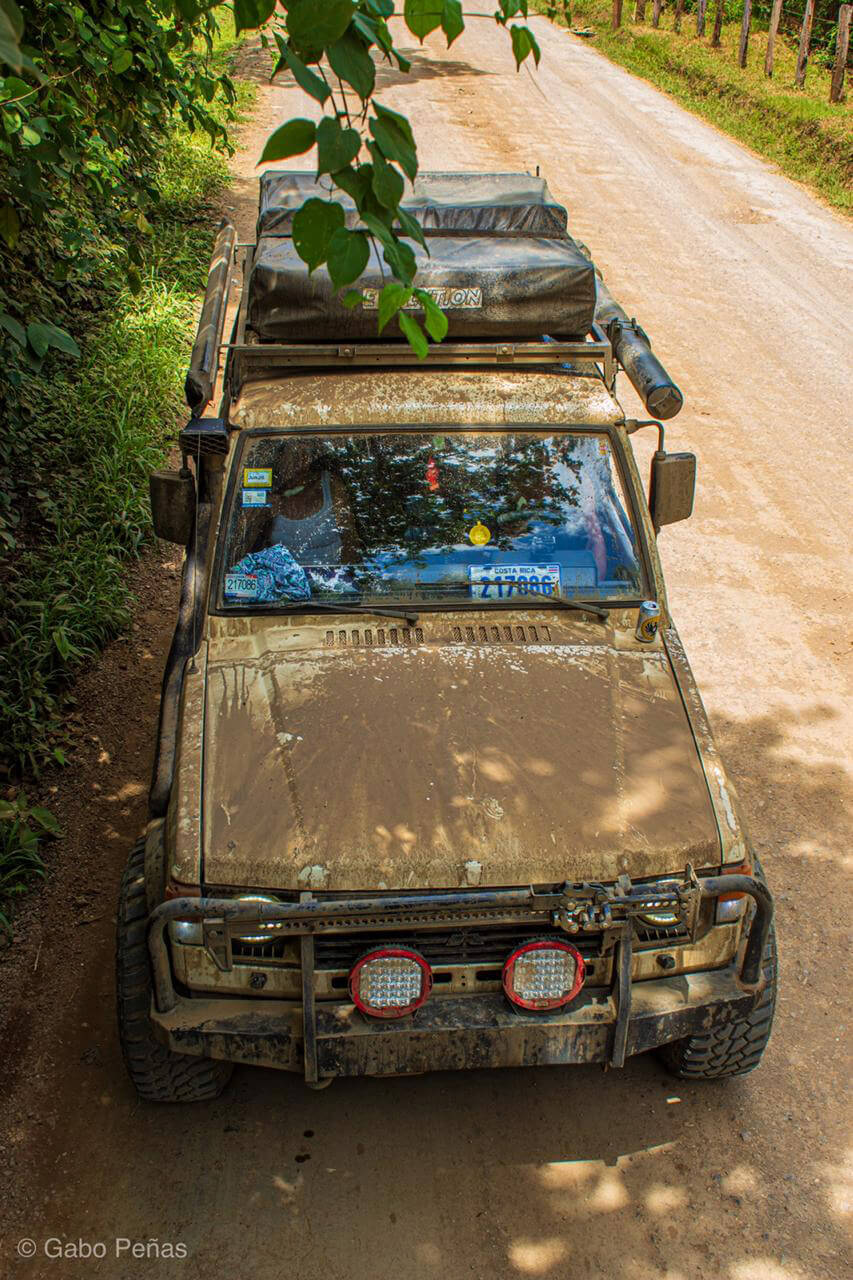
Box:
243, 467, 272, 487
468, 520, 491, 546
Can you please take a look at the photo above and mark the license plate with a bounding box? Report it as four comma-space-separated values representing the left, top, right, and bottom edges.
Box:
224, 573, 258, 599
468, 564, 561, 600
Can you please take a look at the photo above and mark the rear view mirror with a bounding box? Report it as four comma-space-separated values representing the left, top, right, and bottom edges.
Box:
149, 469, 195, 545
649, 451, 696, 531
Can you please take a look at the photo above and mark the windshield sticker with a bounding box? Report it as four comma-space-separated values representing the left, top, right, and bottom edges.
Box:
468, 520, 491, 546
224, 573, 259, 600
241, 488, 269, 508
468, 564, 561, 600
243, 467, 272, 487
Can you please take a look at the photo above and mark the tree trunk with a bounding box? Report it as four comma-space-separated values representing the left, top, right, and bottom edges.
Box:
795, 0, 815, 88
635, 0, 648, 22
696, 0, 707, 37
652, 0, 663, 26
830, 4, 852, 101
612, 0, 623, 29
764, 0, 783, 75
738, 0, 752, 66
711, 0, 725, 47
674, 0, 684, 32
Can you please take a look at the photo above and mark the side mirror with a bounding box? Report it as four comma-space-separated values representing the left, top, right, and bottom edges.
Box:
149, 469, 195, 544
649, 450, 696, 531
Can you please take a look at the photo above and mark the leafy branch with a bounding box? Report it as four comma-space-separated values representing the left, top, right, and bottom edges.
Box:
233, 0, 542, 354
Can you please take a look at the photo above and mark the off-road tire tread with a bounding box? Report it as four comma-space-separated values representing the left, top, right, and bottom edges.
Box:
659, 864, 777, 1080
117, 837, 232, 1102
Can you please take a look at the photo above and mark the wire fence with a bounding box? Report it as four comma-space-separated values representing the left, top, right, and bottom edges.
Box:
611, 0, 852, 92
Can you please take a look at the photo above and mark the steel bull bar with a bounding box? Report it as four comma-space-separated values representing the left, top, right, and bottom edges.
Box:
148, 875, 772, 1079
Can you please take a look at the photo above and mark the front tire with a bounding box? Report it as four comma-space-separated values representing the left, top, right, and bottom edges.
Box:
116, 837, 233, 1102
659, 882, 777, 1080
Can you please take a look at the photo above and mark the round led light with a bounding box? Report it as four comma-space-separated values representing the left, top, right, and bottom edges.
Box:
502, 940, 585, 1012
349, 948, 433, 1019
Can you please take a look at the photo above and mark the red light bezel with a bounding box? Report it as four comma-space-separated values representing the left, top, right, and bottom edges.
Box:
502, 940, 585, 1012
348, 947, 433, 1019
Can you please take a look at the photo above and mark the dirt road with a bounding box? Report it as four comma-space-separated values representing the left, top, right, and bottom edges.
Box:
2, 8, 851, 1278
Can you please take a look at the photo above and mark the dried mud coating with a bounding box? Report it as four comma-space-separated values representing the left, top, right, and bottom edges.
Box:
1, 7, 851, 1280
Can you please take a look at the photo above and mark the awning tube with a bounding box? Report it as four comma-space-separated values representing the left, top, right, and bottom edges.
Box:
184, 217, 237, 415
594, 275, 684, 420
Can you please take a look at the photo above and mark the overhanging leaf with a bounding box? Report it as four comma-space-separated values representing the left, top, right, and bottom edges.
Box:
441, 0, 464, 44
378, 282, 413, 333
327, 29, 375, 100
273, 38, 330, 104
398, 311, 428, 359
414, 288, 449, 341
369, 109, 417, 183
396, 206, 427, 252
326, 227, 369, 288
404, 0, 443, 41
259, 118, 316, 164
367, 142, 404, 210
510, 24, 540, 69
292, 197, 346, 271
37, 322, 80, 358
287, 0, 355, 50
316, 116, 360, 176
233, 0, 276, 35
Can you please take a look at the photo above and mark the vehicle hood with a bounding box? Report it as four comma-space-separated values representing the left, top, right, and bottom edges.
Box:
198, 623, 720, 891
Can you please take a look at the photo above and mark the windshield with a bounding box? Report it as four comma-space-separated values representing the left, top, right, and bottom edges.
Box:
217, 430, 645, 610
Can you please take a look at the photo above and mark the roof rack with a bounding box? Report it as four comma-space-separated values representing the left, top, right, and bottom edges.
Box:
226, 331, 615, 397
184, 212, 683, 424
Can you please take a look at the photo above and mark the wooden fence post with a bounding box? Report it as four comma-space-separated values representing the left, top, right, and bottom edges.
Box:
613, 0, 623, 28
830, 4, 852, 101
711, 0, 725, 46
738, 0, 752, 66
635, 0, 648, 22
764, 0, 783, 75
652, 0, 663, 26
795, 0, 815, 87
674, 0, 684, 31
696, 0, 707, 36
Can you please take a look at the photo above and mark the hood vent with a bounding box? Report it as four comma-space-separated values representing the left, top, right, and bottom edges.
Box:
451, 623, 552, 644
324, 625, 424, 648
322, 622, 554, 648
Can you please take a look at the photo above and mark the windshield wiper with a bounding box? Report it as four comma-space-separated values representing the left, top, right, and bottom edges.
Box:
277, 601, 420, 625
479, 589, 608, 621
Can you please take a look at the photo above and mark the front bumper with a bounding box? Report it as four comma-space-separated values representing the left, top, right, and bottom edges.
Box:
148, 873, 772, 1082
152, 966, 759, 1077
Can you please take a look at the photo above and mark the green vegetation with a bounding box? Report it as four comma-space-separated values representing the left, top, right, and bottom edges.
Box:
0, 794, 59, 935
532, 1, 852, 213
0, 22, 253, 784
0, 12, 254, 919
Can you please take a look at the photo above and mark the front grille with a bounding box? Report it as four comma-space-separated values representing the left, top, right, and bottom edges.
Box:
314, 924, 600, 971
232, 938, 290, 961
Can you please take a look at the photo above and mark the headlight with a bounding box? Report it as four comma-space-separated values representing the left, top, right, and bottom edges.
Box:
639, 881, 682, 927
231, 894, 283, 944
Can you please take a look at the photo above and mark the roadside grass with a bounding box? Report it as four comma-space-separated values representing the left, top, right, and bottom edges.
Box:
531, 2, 853, 213
0, 35, 256, 924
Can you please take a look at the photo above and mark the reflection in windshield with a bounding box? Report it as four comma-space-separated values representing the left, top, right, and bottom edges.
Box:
221, 431, 643, 608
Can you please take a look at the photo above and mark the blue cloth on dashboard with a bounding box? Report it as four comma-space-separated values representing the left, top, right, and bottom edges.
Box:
229, 543, 310, 602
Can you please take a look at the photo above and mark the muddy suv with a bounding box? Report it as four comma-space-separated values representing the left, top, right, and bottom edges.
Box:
117, 173, 775, 1100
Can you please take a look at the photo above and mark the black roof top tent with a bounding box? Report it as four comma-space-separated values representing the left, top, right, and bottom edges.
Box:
184, 172, 683, 423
